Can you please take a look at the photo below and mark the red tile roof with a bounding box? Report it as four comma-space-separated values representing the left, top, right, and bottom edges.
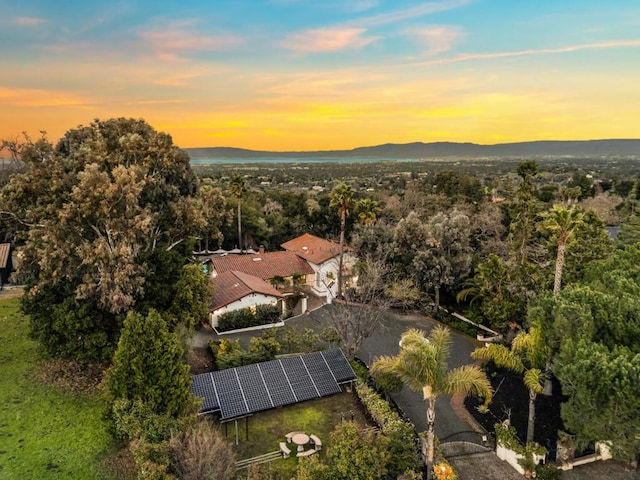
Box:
281, 233, 344, 265
211, 271, 284, 310
209, 251, 314, 280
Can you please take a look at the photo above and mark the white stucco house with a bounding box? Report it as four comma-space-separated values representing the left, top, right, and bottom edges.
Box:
209, 270, 284, 328
205, 233, 357, 324
281, 233, 357, 301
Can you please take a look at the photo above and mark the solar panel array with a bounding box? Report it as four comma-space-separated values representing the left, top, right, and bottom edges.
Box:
191, 349, 355, 419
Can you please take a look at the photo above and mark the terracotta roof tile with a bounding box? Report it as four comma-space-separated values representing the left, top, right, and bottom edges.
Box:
210, 251, 314, 279
281, 233, 344, 265
211, 270, 283, 310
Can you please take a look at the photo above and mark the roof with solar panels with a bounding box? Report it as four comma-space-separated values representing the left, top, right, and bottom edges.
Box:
191, 349, 356, 419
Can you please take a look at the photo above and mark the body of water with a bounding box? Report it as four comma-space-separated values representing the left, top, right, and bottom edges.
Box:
189, 156, 423, 165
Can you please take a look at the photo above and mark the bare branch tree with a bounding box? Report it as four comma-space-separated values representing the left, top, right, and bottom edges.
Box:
326, 255, 393, 358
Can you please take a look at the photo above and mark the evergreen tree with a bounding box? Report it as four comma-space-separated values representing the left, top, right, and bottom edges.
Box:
107, 310, 193, 419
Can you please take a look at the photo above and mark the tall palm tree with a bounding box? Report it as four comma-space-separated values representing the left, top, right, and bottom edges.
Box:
538, 205, 585, 294
228, 175, 247, 251
372, 327, 492, 480
330, 183, 354, 297
472, 325, 547, 444
537, 205, 585, 396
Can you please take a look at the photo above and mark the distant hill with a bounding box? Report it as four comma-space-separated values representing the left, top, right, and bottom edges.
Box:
186, 139, 640, 158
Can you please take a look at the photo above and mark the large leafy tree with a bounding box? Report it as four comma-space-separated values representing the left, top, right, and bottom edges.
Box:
168, 264, 213, 331
330, 183, 354, 297
372, 327, 492, 479
457, 254, 527, 332
530, 246, 640, 459
396, 210, 472, 309
0, 118, 208, 360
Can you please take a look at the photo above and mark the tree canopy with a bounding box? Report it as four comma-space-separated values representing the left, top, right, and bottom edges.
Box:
1, 118, 222, 360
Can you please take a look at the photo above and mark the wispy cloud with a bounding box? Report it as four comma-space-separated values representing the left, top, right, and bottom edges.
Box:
352, 0, 474, 28
279, 27, 377, 53
416, 39, 640, 65
407, 25, 465, 55
11, 16, 46, 27
138, 20, 244, 61
0, 86, 88, 107
140, 30, 242, 52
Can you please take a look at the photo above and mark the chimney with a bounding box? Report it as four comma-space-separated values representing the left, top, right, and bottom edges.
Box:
259, 245, 265, 254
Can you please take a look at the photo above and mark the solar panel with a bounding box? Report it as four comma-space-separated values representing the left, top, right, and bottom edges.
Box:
236, 363, 273, 413
190, 373, 219, 412
322, 349, 356, 383
259, 361, 296, 406
212, 369, 249, 419
192, 349, 354, 418
302, 352, 342, 396
281, 356, 319, 401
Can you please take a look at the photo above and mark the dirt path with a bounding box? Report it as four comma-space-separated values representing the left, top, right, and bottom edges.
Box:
0, 285, 24, 300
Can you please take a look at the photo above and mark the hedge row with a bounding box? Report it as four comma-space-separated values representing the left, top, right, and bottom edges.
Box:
355, 379, 415, 438
216, 304, 281, 332
355, 379, 421, 477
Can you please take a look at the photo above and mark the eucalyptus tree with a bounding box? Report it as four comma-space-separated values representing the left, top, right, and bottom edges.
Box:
330, 183, 354, 297
392, 210, 472, 310
372, 327, 492, 479
0, 118, 210, 360
228, 174, 247, 250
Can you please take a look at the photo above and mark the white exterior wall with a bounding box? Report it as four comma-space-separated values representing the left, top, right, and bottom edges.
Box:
309, 252, 358, 301
210, 293, 280, 328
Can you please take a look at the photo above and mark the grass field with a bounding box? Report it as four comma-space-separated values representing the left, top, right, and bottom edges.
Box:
0, 297, 116, 480
231, 390, 369, 478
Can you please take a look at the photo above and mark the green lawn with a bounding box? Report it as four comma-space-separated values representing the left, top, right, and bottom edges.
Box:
0, 297, 116, 480
231, 391, 369, 478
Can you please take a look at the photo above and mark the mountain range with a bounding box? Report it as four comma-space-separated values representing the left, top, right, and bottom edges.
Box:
186, 139, 640, 159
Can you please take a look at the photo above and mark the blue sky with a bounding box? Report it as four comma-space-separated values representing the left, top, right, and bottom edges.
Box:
1, 0, 639, 150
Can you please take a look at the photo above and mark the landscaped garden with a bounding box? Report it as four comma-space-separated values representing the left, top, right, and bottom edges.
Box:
0, 296, 120, 480
230, 392, 369, 478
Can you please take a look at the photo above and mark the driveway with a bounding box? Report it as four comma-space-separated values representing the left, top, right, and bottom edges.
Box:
193, 304, 483, 439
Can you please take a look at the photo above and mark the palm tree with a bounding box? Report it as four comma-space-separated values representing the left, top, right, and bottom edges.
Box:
228, 175, 247, 252
538, 205, 585, 294
372, 327, 492, 479
355, 198, 380, 225
330, 183, 354, 297
472, 325, 547, 444
538, 205, 585, 396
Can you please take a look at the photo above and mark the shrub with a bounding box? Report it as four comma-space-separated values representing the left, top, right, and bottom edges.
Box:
216, 305, 281, 332
110, 398, 183, 443
216, 308, 256, 331
130, 438, 174, 480
255, 304, 281, 324
354, 380, 421, 477
168, 420, 236, 480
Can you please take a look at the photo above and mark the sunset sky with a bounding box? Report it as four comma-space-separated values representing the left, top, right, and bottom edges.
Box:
1, 0, 639, 151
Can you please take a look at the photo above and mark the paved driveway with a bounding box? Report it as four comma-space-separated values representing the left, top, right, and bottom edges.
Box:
354, 309, 480, 439
194, 304, 482, 439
